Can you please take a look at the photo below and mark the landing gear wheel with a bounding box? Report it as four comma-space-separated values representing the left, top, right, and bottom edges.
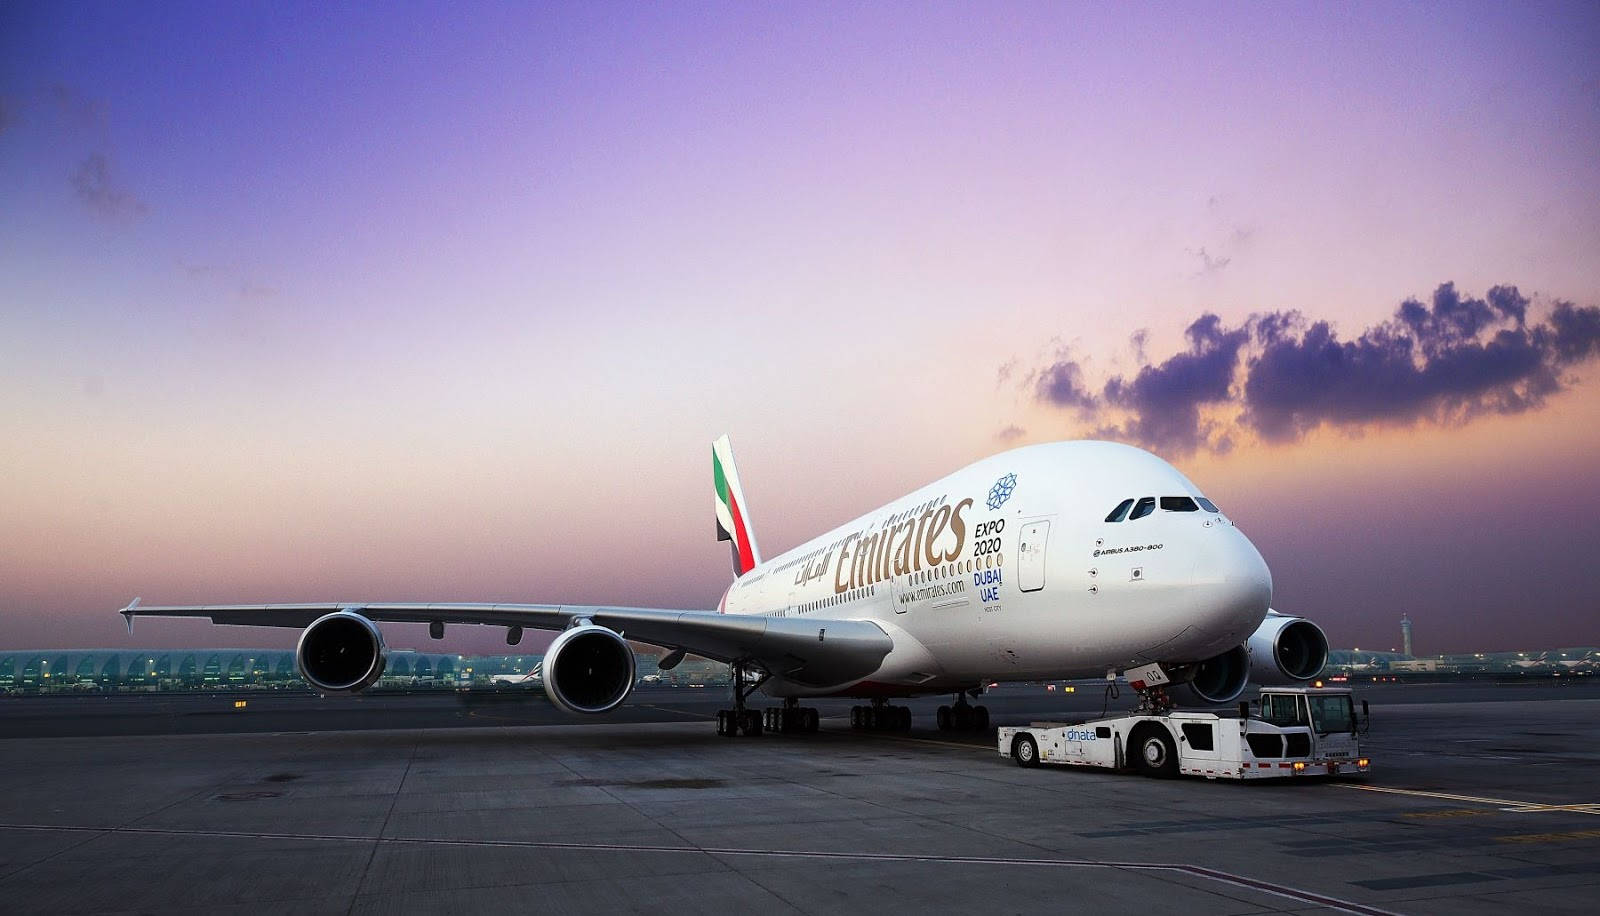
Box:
898, 707, 912, 731
805, 708, 819, 732
1013, 734, 1040, 768
1133, 726, 1178, 778
936, 705, 951, 731
740, 709, 763, 737
974, 705, 990, 731
953, 705, 973, 730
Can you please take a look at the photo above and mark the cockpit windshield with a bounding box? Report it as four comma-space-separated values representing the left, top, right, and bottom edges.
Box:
1104, 498, 1134, 523
1106, 495, 1219, 521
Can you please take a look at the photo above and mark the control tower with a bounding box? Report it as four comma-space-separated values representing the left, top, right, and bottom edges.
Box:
1401, 614, 1414, 657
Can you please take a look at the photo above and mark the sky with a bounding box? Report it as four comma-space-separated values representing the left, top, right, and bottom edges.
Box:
2, 1, 1598, 656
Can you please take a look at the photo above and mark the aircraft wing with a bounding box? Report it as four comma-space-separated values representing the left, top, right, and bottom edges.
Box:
119, 599, 893, 687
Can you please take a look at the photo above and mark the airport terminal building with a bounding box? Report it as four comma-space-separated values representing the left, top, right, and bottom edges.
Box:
0, 649, 471, 693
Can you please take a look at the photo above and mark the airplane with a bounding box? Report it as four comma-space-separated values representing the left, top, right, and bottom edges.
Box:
489, 662, 542, 685
119, 436, 1328, 737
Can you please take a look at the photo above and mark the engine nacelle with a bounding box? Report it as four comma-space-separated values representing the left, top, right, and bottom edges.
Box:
1247, 611, 1329, 684
543, 624, 636, 715
296, 611, 388, 694
1174, 644, 1250, 705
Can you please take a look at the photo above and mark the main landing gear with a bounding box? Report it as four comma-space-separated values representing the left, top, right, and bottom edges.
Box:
765, 698, 820, 734
850, 698, 911, 731
936, 691, 990, 732
715, 665, 819, 737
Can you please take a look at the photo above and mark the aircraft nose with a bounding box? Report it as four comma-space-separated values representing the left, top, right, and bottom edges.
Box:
1192, 527, 1273, 644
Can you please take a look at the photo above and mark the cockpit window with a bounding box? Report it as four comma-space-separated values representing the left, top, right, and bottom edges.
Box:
1197, 497, 1219, 513
1105, 498, 1134, 523
1128, 497, 1156, 520
1160, 496, 1199, 512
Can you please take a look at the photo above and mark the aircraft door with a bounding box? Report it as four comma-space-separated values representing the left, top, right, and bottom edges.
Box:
1018, 521, 1050, 592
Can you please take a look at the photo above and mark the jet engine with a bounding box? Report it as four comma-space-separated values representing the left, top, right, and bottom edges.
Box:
1174, 644, 1250, 705
543, 624, 637, 715
296, 611, 388, 694
1247, 611, 1328, 684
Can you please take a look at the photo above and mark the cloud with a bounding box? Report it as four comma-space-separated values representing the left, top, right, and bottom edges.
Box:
995, 424, 1027, 443
1188, 246, 1231, 275
1096, 313, 1249, 453
995, 358, 1018, 388
1546, 299, 1600, 363
1032, 357, 1097, 414
1020, 283, 1600, 454
1243, 284, 1563, 440
72, 153, 147, 218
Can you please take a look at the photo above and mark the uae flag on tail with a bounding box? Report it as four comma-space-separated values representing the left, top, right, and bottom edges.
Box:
713, 434, 762, 577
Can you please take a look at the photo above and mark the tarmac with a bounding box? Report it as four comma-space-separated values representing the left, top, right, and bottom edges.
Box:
2, 682, 1597, 914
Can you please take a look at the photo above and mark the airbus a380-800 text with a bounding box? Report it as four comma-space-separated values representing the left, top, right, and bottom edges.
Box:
120, 436, 1329, 736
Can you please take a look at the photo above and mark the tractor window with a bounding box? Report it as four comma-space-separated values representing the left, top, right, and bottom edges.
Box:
1129, 497, 1156, 520
1180, 723, 1215, 751
1259, 693, 1306, 727
1308, 693, 1356, 734
1105, 499, 1134, 522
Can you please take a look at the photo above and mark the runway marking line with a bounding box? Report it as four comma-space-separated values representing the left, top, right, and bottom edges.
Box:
1495, 828, 1600, 845
1337, 783, 1599, 815
0, 821, 1397, 916
1398, 808, 1497, 820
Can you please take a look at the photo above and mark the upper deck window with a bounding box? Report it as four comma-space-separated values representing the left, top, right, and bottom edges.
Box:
1104, 498, 1134, 523
1129, 497, 1156, 520
1160, 496, 1199, 512
1196, 497, 1219, 513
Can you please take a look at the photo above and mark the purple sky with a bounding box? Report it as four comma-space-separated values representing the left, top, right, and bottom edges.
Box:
2, 2, 1598, 656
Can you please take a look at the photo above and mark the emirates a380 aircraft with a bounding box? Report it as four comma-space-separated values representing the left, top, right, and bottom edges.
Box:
120, 436, 1328, 736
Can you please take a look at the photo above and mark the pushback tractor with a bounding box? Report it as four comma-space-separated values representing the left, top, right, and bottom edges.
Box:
997, 686, 1370, 780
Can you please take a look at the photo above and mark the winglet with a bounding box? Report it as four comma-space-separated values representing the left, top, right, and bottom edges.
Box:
121, 597, 141, 633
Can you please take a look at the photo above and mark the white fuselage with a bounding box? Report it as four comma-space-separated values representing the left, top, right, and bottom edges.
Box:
720, 441, 1273, 698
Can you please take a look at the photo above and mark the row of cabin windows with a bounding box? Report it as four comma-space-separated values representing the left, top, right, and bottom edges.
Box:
1104, 495, 1220, 522
794, 584, 876, 615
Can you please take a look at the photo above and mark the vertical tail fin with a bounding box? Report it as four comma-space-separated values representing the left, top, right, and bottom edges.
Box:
712, 434, 762, 577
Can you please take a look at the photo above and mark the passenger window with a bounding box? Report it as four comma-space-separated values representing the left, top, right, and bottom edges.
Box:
1129, 497, 1156, 520
1197, 498, 1219, 513
1160, 496, 1199, 512
1105, 499, 1134, 523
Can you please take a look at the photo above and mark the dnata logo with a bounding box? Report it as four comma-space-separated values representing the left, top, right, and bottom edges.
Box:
987, 473, 1017, 511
